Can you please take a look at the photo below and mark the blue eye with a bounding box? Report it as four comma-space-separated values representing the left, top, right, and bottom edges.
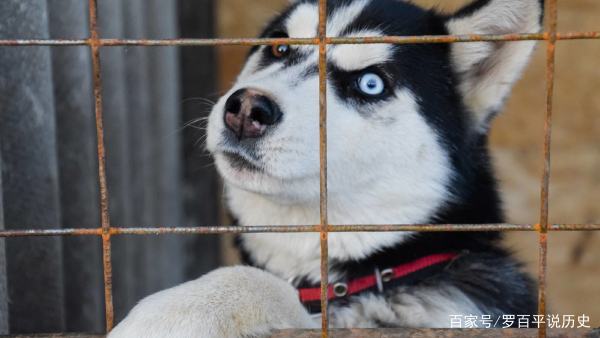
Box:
357, 72, 385, 96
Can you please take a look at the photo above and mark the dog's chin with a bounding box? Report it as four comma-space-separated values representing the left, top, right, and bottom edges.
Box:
213, 152, 319, 203
214, 152, 265, 186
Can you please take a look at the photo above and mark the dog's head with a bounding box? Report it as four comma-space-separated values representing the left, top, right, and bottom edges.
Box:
207, 0, 543, 226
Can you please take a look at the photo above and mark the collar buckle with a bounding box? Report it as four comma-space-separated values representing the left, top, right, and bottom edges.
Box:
381, 268, 394, 282
375, 267, 395, 293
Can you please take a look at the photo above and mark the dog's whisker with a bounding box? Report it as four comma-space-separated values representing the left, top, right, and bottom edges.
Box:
181, 97, 217, 106
193, 135, 209, 148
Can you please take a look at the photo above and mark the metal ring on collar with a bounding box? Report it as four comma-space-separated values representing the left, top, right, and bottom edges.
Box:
333, 282, 348, 297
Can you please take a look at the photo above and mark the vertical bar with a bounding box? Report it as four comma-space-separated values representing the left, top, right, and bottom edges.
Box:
317, 0, 329, 337
538, 1, 558, 337
88, 0, 114, 332
97, 0, 135, 321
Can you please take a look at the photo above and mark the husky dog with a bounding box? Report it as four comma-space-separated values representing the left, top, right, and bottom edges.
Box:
110, 0, 544, 336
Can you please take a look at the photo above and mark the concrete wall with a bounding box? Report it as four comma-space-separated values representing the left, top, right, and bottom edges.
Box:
0, 0, 65, 332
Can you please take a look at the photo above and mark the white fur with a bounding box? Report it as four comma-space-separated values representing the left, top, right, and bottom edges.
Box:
331, 286, 484, 328
109, 269, 482, 337
446, 0, 542, 132
286, 3, 319, 38
209, 83, 452, 268
232, 86, 452, 282
327, 0, 371, 37
330, 29, 393, 71
109, 266, 317, 338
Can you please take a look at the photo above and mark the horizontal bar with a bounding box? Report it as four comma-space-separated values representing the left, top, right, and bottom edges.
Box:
0, 32, 599, 46
0, 335, 105, 338
0, 37, 317, 46
328, 31, 600, 44
1, 328, 597, 338
0, 39, 88, 46
1, 224, 600, 237
0, 228, 103, 237
270, 328, 599, 338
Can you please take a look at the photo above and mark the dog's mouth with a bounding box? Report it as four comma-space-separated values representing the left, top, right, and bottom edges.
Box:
221, 151, 263, 172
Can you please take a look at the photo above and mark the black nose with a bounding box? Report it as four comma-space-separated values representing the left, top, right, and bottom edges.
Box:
224, 88, 282, 140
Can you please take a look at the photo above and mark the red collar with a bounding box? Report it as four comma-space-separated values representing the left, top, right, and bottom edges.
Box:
298, 252, 458, 308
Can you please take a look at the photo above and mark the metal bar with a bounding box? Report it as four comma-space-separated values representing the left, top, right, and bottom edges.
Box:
2, 328, 600, 338
327, 32, 600, 44
2, 224, 600, 238
270, 328, 600, 338
317, 0, 329, 336
0, 38, 317, 46
87, 0, 114, 332
0, 335, 105, 338
0, 39, 88, 46
540, 0, 558, 233
1, 328, 599, 338
1, 31, 600, 46
538, 1, 558, 337
538, 234, 548, 338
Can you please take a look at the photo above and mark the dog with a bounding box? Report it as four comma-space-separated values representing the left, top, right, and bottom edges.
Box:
109, 0, 544, 336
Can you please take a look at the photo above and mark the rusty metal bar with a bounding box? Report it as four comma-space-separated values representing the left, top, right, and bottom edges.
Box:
540, 0, 559, 240
87, 0, 114, 332
327, 31, 600, 44
1, 224, 600, 238
3, 328, 600, 338
2, 328, 600, 338
0, 39, 88, 46
270, 328, 600, 338
0, 228, 102, 237
0, 38, 317, 46
317, 0, 329, 336
1, 31, 600, 46
0, 335, 105, 338
538, 1, 558, 337
538, 234, 548, 338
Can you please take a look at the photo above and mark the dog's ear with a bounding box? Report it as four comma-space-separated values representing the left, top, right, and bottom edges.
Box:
446, 0, 544, 132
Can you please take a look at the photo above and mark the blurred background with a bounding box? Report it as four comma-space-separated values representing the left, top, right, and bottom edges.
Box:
0, 0, 598, 334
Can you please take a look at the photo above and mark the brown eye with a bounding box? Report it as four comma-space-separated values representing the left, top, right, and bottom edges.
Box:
271, 44, 290, 58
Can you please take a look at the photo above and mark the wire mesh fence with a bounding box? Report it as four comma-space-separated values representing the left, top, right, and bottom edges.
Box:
1, 0, 600, 337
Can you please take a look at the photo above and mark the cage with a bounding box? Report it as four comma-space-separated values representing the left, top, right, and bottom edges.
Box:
0, 0, 599, 337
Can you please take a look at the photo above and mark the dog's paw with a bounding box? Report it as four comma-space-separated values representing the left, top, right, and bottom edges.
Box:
108, 266, 316, 338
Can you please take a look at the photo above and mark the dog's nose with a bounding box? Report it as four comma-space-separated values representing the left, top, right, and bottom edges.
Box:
223, 88, 282, 140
